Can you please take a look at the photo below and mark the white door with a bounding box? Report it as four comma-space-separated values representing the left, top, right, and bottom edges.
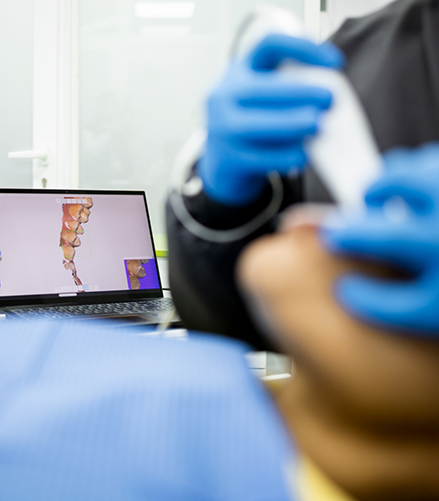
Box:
4, 0, 79, 189
1, 1, 34, 188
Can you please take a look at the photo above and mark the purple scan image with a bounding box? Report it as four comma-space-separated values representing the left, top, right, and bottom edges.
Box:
124, 259, 160, 290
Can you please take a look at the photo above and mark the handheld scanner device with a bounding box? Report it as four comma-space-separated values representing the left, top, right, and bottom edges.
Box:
232, 5, 383, 210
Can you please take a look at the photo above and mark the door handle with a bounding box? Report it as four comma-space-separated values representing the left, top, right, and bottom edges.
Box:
8, 149, 49, 167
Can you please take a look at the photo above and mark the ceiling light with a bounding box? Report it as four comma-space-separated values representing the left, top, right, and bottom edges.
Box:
135, 2, 195, 19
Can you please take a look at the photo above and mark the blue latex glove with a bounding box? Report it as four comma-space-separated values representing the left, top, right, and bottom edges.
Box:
320, 143, 439, 336
198, 34, 345, 206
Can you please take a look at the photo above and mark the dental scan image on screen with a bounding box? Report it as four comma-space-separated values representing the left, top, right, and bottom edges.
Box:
60, 196, 94, 289
0, 193, 159, 297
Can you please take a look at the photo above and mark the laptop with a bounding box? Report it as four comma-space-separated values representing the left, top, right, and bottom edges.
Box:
0, 188, 177, 326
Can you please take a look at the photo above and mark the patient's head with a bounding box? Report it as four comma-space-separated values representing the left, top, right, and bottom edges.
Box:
237, 205, 439, 501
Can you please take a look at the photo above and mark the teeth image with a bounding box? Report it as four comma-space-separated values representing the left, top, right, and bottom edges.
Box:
65, 221, 78, 230
61, 230, 78, 245
62, 245, 75, 261
130, 277, 140, 290
83, 198, 93, 209
61, 197, 92, 287
78, 212, 89, 223
68, 205, 82, 220
72, 236, 81, 247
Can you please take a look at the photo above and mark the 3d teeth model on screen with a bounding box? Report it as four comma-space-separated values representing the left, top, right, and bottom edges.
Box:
126, 259, 149, 290
60, 197, 93, 289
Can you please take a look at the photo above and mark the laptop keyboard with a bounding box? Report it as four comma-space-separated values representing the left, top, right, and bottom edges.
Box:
8, 298, 175, 319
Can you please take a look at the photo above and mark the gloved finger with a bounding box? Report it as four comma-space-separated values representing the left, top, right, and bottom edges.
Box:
385, 142, 439, 166
236, 79, 333, 110
248, 34, 345, 71
365, 147, 439, 212
198, 142, 307, 205
382, 144, 439, 175
411, 142, 439, 167
220, 106, 321, 142
365, 176, 434, 214
227, 141, 308, 173
381, 147, 416, 172
319, 212, 436, 270
334, 272, 439, 335
365, 166, 439, 214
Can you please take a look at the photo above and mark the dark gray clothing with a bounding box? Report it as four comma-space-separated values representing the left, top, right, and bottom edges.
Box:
166, 0, 439, 351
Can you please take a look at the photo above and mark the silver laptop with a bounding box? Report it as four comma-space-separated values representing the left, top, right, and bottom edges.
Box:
0, 188, 176, 325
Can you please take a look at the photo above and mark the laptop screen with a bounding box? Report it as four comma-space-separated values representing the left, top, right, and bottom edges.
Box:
0, 189, 162, 306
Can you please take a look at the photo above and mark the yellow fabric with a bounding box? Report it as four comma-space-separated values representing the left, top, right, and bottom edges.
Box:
296, 456, 357, 501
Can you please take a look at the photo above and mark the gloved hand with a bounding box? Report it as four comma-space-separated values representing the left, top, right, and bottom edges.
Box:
198, 34, 345, 206
320, 143, 439, 335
